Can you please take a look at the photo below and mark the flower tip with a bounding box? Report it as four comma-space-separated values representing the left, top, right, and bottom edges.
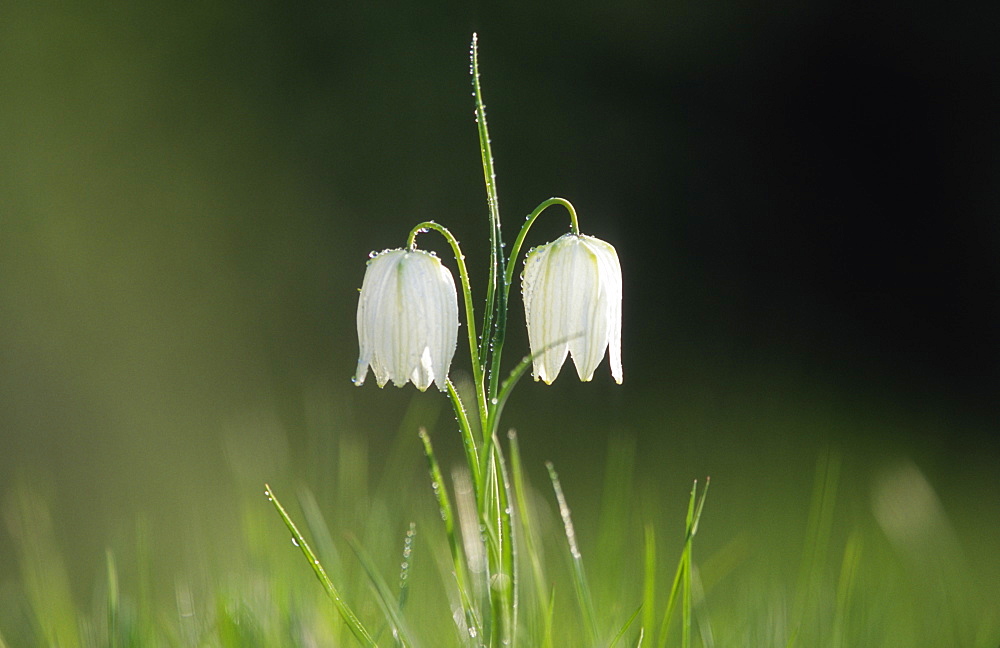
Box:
535, 370, 558, 386
611, 345, 623, 385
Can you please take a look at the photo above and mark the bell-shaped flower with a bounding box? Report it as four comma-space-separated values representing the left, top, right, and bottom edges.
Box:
521, 233, 622, 384
354, 248, 459, 392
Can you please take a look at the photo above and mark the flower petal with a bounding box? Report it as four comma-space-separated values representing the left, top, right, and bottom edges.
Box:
521, 232, 623, 385
354, 249, 458, 391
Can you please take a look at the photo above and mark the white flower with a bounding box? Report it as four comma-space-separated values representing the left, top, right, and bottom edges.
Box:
354, 248, 459, 392
521, 233, 622, 384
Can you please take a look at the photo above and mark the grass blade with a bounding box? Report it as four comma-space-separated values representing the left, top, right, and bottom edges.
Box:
106, 548, 120, 648
297, 487, 345, 587
657, 478, 710, 648
5, 487, 81, 648
831, 529, 862, 647
398, 522, 417, 612
546, 461, 599, 644
263, 483, 377, 647
610, 604, 643, 647
347, 533, 419, 648
418, 428, 482, 642
789, 450, 840, 647
509, 429, 553, 648
642, 524, 656, 644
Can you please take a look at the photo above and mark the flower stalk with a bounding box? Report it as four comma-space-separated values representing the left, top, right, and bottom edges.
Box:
348, 33, 623, 647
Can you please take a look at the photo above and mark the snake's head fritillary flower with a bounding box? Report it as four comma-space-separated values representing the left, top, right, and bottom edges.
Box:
354, 248, 459, 392
521, 233, 623, 384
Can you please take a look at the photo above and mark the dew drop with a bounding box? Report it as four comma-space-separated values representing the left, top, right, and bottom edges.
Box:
291, 536, 300, 547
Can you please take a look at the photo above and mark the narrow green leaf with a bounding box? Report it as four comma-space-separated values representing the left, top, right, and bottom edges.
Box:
417, 429, 482, 642
831, 529, 863, 647
347, 533, 418, 648
398, 522, 416, 612
642, 524, 656, 646
658, 479, 710, 648
106, 548, 120, 648
609, 604, 643, 647
491, 436, 517, 647
546, 461, 599, 644
790, 450, 840, 646
470, 33, 504, 376
263, 483, 377, 648
509, 429, 553, 648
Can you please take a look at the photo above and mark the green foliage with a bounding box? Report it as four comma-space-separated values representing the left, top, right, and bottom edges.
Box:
3, 432, 998, 647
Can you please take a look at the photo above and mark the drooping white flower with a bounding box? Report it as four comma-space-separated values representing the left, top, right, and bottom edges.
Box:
354, 248, 459, 392
521, 233, 623, 384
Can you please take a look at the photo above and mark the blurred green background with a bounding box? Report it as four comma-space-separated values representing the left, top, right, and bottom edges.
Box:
2, 0, 997, 642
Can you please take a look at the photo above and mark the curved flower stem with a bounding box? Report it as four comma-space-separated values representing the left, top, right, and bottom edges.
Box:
408, 221, 489, 432
485, 197, 580, 403
503, 197, 579, 298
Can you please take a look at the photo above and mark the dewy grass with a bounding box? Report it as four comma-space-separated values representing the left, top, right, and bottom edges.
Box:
264, 483, 377, 647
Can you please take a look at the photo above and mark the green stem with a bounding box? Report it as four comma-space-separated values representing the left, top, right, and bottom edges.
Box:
471, 33, 504, 377
447, 378, 482, 500
493, 437, 517, 647
503, 197, 579, 297
408, 221, 489, 432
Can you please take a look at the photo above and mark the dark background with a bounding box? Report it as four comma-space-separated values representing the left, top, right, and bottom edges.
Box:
1, 0, 997, 614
